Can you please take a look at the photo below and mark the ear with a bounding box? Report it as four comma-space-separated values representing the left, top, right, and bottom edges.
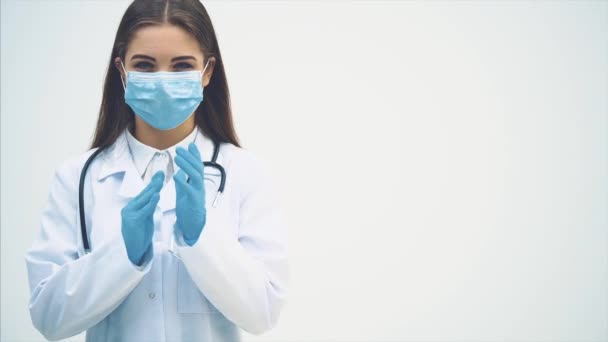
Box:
114, 57, 126, 86
202, 56, 216, 88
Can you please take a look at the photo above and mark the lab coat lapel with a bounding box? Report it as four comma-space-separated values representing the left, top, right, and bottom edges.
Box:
196, 126, 220, 167
193, 127, 224, 183
118, 160, 145, 199
97, 128, 145, 199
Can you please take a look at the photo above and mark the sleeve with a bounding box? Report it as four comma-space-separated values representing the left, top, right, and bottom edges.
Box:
175, 150, 290, 335
24, 155, 154, 341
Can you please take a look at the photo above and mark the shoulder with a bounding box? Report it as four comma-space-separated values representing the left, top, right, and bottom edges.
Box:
52, 126, 131, 183
222, 143, 273, 178
55, 148, 102, 176
220, 143, 276, 194
51, 148, 105, 191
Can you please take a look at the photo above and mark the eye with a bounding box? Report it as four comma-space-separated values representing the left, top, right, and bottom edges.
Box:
174, 62, 193, 71
134, 61, 154, 71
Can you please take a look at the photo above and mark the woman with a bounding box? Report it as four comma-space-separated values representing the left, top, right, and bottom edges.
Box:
24, 1, 289, 341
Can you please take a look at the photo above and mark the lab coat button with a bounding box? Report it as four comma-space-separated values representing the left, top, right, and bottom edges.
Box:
148, 292, 156, 299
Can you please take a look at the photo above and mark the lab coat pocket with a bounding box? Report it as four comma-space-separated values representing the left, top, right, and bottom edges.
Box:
177, 261, 219, 314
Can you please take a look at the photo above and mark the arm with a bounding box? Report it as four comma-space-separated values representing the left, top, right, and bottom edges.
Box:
24, 156, 153, 341
175, 151, 290, 335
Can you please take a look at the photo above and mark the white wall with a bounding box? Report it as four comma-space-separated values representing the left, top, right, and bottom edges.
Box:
1, 1, 606, 341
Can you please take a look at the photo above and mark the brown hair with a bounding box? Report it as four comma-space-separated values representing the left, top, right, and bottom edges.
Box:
90, 0, 240, 149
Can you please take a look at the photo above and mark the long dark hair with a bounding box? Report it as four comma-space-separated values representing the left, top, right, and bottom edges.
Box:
90, 0, 240, 149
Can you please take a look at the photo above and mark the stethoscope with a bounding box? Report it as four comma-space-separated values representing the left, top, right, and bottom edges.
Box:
78, 135, 226, 255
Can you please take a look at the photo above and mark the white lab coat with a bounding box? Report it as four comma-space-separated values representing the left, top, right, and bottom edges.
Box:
24, 127, 289, 342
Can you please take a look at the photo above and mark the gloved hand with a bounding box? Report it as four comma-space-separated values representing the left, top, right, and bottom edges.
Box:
121, 170, 164, 266
174, 142, 206, 246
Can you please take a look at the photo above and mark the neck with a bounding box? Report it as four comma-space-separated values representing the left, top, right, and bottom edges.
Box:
132, 116, 196, 150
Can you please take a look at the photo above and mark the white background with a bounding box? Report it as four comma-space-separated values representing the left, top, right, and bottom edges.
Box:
1, 0, 606, 341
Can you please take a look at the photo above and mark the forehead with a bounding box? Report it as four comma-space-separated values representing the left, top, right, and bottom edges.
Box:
126, 24, 203, 60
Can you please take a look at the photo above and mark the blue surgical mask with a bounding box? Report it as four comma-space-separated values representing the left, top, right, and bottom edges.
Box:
120, 59, 210, 130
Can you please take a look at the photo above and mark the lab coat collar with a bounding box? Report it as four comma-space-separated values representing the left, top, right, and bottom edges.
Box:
125, 125, 198, 179
97, 126, 221, 212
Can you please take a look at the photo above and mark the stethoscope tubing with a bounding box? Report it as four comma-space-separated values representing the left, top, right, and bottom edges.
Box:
78, 140, 224, 254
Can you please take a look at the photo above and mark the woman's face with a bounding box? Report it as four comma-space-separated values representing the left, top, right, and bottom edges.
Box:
115, 23, 215, 87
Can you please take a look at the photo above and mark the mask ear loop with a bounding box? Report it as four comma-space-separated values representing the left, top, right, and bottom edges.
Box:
119, 60, 127, 91
201, 58, 211, 85
203, 58, 210, 73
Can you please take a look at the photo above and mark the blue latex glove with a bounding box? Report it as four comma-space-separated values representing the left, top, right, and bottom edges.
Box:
173, 142, 206, 246
121, 171, 164, 266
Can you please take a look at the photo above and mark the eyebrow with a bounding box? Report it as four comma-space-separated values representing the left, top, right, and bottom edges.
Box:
130, 54, 197, 62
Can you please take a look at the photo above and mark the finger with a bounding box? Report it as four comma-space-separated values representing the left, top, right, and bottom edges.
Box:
173, 169, 189, 188
139, 192, 160, 215
130, 171, 164, 209
188, 142, 202, 161
150, 170, 165, 184
139, 171, 164, 196
176, 146, 203, 176
175, 154, 202, 187
188, 143, 206, 178
175, 149, 202, 183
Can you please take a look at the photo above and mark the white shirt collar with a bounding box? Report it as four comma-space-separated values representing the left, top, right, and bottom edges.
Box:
125, 126, 199, 178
